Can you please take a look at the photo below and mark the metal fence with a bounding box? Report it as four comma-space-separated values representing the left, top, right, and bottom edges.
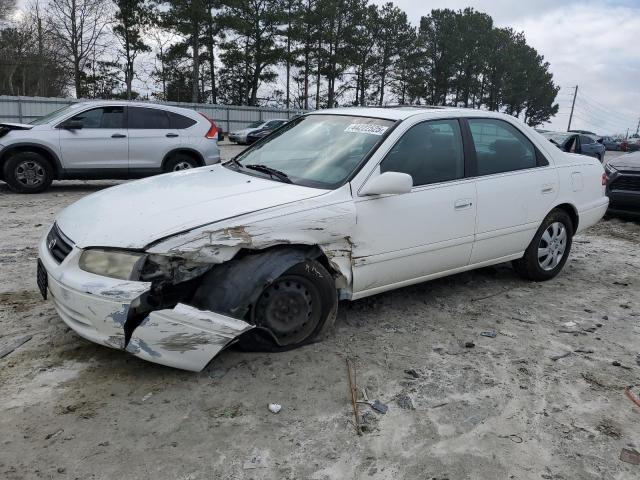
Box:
0, 96, 307, 133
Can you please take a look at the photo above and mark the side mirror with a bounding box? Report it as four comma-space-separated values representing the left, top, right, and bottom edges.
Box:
360, 171, 413, 196
60, 120, 83, 130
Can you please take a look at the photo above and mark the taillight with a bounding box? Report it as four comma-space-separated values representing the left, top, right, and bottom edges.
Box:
602, 173, 607, 186
199, 112, 218, 139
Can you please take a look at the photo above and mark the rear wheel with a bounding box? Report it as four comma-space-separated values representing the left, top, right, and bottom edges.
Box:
249, 260, 337, 349
513, 209, 574, 281
164, 153, 200, 172
3, 151, 54, 193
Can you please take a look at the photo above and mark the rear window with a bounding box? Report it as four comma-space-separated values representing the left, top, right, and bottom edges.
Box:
169, 112, 197, 129
128, 107, 170, 129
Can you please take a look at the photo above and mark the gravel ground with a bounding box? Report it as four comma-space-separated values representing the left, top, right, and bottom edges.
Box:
1, 148, 639, 480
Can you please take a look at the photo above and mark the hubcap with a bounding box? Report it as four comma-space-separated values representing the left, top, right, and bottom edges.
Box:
538, 221, 567, 271
173, 161, 193, 171
252, 275, 321, 345
15, 160, 45, 186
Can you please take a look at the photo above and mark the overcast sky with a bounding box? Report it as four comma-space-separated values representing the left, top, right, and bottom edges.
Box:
375, 0, 640, 135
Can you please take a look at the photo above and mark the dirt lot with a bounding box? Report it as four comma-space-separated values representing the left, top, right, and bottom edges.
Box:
1, 148, 639, 480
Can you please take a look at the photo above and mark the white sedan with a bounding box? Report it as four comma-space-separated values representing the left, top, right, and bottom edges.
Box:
37, 107, 609, 371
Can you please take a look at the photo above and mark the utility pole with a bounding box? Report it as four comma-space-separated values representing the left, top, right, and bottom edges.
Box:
567, 85, 578, 132
636, 117, 640, 137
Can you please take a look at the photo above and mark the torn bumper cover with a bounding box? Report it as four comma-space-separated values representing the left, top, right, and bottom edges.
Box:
38, 238, 255, 372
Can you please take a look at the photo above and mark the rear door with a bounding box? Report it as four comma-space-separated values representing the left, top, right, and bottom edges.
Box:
127, 107, 184, 171
466, 118, 558, 264
58, 106, 128, 172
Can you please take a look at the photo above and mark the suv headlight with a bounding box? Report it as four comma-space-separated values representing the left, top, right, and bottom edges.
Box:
604, 163, 617, 175
79, 249, 145, 280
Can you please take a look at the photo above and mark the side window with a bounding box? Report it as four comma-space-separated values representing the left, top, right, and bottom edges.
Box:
468, 119, 537, 175
67, 107, 124, 129
168, 112, 196, 129
381, 119, 464, 186
128, 107, 170, 129
580, 135, 594, 145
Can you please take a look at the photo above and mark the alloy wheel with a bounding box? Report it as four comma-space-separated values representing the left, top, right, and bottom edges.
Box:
15, 160, 46, 187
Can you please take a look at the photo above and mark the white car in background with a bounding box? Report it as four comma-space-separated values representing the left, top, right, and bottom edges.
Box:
228, 118, 289, 144
37, 107, 608, 371
0, 101, 220, 193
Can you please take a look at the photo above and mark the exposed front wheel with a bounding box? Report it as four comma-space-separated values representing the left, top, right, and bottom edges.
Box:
3, 152, 54, 193
513, 209, 574, 281
249, 260, 338, 349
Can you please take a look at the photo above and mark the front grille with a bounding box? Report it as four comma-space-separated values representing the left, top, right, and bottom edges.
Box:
46, 224, 74, 263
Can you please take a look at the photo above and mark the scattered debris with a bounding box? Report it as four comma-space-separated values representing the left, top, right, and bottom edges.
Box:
268, 403, 281, 414
404, 368, 420, 379
45, 429, 63, 440
346, 358, 361, 435
574, 349, 594, 354
243, 449, 270, 470
550, 352, 572, 361
625, 386, 640, 409
207, 366, 228, 379
613, 281, 629, 287
602, 315, 609, 320
612, 361, 631, 370
0, 335, 32, 359
584, 308, 595, 313
370, 399, 388, 414
597, 418, 622, 439
359, 410, 378, 433
480, 330, 497, 338
430, 402, 449, 409
496, 433, 524, 444
141, 393, 153, 402
620, 448, 640, 465
464, 341, 475, 348
562, 321, 577, 328
396, 393, 415, 410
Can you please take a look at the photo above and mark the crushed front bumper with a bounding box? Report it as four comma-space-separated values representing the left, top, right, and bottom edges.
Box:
38, 232, 253, 371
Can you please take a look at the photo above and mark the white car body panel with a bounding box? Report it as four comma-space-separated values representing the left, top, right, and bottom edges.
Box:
38, 107, 608, 371
60, 126, 129, 170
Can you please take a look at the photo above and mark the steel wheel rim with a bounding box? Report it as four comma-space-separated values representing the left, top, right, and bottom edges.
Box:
15, 160, 45, 186
173, 161, 193, 171
252, 274, 321, 345
538, 221, 567, 271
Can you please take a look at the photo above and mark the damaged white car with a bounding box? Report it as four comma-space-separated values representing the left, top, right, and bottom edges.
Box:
37, 107, 609, 371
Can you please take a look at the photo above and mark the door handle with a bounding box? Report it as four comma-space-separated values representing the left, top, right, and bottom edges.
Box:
111, 133, 126, 138
166, 133, 179, 138
541, 185, 554, 194
454, 199, 473, 210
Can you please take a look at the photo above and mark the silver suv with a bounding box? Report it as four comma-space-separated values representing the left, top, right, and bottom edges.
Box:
0, 101, 221, 193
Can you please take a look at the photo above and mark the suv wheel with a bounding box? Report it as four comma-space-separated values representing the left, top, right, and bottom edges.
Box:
3, 152, 54, 193
165, 154, 200, 172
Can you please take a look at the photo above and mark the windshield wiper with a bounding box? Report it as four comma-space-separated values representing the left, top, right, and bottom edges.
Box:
223, 156, 243, 169
245, 164, 292, 183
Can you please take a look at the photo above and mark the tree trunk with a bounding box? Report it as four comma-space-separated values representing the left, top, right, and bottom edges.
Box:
191, 22, 200, 103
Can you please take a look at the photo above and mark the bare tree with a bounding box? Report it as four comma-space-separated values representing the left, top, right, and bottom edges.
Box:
48, 0, 109, 97
0, 0, 17, 22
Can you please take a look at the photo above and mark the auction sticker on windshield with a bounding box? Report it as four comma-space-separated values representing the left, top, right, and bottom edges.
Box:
344, 124, 389, 135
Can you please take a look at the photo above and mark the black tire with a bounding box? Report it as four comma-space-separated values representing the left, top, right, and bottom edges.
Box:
3, 151, 54, 193
513, 209, 574, 281
246, 259, 338, 351
164, 153, 200, 172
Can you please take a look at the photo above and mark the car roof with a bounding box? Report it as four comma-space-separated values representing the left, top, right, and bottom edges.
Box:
73, 100, 201, 117
306, 106, 519, 122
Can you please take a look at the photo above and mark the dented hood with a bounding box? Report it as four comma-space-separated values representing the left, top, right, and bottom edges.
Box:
56, 165, 328, 249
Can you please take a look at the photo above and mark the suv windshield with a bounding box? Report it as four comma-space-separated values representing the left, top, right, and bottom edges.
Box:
228, 114, 394, 189
29, 103, 83, 125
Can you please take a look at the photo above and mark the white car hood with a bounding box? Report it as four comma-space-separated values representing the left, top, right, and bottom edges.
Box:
56, 165, 327, 249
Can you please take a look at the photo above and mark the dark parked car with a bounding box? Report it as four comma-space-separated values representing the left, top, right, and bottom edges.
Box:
605, 152, 640, 215
602, 136, 622, 151
245, 120, 290, 144
541, 131, 606, 162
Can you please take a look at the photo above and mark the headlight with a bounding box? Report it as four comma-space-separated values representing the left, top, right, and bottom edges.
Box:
79, 249, 145, 280
604, 163, 617, 175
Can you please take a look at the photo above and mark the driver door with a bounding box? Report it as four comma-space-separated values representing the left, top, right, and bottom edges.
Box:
58, 106, 128, 172
351, 118, 477, 295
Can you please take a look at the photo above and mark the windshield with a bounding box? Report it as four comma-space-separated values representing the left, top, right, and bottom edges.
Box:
542, 132, 571, 146
29, 103, 83, 125
247, 121, 264, 129
228, 114, 394, 189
